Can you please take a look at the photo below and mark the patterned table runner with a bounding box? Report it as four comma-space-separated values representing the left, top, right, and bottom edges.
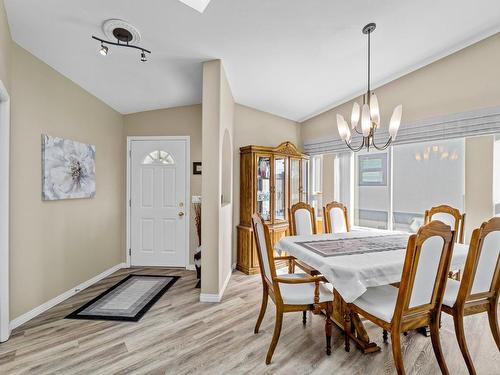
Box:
296, 234, 410, 258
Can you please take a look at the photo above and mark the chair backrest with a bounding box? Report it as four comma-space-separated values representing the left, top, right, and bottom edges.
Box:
454, 217, 500, 307
289, 202, 316, 235
393, 220, 455, 324
323, 201, 350, 234
252, 213, 277, 287
425, 204, 465, 243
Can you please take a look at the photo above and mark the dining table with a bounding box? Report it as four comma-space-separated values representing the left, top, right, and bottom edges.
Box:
275, 228, 469, 353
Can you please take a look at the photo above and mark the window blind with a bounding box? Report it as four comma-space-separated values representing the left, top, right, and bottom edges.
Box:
304, 106, 500, 155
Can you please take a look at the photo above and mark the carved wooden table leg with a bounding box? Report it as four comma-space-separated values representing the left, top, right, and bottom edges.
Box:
328, 289, 380, 354
325, 303, 333, 355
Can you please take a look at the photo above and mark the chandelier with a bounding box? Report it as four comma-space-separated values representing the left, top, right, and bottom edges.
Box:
336, 23, 402, 152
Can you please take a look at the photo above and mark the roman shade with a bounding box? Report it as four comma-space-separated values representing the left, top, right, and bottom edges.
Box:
304, 106, 500, 155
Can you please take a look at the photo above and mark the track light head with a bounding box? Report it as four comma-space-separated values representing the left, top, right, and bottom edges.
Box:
140, 50, 147, 62
99, 43, 108, 56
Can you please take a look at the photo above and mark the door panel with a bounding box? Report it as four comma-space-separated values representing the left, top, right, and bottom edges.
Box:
141, 168, 154, 207
131, 139, 187, 267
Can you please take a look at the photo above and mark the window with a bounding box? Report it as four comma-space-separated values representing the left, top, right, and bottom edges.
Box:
143, 150, 174, 165
393, 139, 465, 232
354, 150, 390, 229
310, 155, 323, 217
311, 155, 322, 194
358, 154, 387, 186
328, 135, 498, 232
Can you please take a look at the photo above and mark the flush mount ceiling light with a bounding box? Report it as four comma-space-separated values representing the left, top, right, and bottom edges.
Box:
178, 0, 212, 13
336, 23, 402, 152
92, 19, 151, 62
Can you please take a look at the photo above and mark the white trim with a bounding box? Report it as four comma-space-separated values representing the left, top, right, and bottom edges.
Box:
199, 270, 232, 303
126, 136, 191, 268
9, 263, 127, 331
186, 264, 196, 271
299, 24, 500, 123
0, 81, 10, 343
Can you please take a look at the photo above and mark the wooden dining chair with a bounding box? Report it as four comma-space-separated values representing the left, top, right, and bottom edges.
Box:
251, 213, 334, 364
288, 202, 321, 289
344, 221, 455, 375
289, 202, 317, 236
323, 201, 350, 234
425, 204, 465, 244
440, 217, 500, 375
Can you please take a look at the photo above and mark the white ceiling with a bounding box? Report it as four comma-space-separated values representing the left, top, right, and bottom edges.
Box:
4, 0, 500, 121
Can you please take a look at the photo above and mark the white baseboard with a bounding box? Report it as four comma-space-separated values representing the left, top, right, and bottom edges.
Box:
186, 264, 196, 271
199, 269, 232, 303
10, 262, 127, 331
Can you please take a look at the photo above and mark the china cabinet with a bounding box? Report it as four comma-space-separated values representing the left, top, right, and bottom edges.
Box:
237, 142, 309, 274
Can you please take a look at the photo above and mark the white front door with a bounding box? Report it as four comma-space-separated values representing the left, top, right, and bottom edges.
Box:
130, 139, 188, 267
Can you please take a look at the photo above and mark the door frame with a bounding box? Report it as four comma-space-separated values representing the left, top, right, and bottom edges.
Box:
126, 136, 191, 268
0, 80, 11, 342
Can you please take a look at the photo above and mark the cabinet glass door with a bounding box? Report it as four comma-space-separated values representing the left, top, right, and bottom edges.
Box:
256, 156, 271, 221
290, 158, 300, 205
274, 157, 286, 221
301, 159, 309, 203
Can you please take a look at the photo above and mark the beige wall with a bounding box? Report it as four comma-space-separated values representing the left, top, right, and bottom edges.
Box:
123, 105, 202, 263
232, 104, 301, 260
302, 32, 500, 143
0, 0, 10, 89
201, 60, 234, 296
322, 154, 335, 204
10, 44, 124, 319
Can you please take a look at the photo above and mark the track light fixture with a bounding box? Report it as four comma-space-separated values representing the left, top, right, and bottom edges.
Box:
92, 27, 151, 62
99, 43, 108, 56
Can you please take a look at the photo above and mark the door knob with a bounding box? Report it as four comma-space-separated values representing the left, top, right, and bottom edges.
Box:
178, 212, 185, 217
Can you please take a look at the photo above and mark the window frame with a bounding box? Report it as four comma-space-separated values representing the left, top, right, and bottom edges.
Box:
357, 153, 388, 187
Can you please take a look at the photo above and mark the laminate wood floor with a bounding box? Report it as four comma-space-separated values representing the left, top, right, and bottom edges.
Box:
0, 267, 498, 374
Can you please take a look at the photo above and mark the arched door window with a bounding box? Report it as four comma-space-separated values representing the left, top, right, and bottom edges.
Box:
142, 150, 175, 165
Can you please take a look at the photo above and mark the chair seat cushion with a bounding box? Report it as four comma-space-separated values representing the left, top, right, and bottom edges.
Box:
278, 274, 333, 305
352, 284, 398, 323
442, 279, 460, 307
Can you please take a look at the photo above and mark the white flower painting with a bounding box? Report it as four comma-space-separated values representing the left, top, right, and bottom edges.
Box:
42, 134, 96, 200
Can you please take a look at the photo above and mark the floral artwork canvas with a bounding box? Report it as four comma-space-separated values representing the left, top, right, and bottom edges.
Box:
42, 134, 96, 200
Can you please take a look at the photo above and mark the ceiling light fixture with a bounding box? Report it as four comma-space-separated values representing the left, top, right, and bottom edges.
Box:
99, 43, 108, 56
336, 23, 402, 152
92, 25, 151, 62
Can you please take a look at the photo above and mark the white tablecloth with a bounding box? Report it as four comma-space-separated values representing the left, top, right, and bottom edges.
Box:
275, 229, 469, 303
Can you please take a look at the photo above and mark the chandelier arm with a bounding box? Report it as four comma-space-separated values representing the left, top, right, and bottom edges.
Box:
345, 138, 365, 152
372, 136, 393, 151
353, 126, 363, 135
